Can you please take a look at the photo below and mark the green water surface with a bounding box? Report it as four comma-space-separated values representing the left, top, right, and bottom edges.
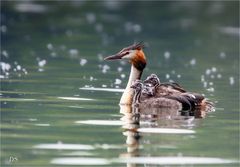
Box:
1, 1, 239, 167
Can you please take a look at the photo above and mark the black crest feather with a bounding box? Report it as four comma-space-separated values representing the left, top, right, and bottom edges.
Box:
122, 41, 145, 52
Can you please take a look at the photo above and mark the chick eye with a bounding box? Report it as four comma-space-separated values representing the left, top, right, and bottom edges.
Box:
125, 52, 129, 55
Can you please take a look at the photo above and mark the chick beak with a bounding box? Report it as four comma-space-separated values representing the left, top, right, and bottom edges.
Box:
104, 52, 123, 60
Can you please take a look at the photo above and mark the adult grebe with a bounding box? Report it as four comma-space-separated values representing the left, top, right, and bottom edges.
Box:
104, 42, 212, 111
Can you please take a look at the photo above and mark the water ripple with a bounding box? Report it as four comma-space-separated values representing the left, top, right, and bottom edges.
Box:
33, 143, 95, 150
50, 156, 238, 165
80, 87, 124, 93
51, 157, 110, 165
58, 97, 94, 101
76, 120, 123, 126
116, 156, 238, 165
137, 128, 195, 134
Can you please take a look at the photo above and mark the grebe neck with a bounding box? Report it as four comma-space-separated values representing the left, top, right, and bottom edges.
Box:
120, 65, 142, 105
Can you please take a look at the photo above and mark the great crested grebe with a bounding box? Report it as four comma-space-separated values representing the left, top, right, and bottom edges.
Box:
104, 42, 211, 111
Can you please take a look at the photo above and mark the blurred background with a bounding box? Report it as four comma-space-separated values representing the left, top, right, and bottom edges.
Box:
1, 1, 239, 166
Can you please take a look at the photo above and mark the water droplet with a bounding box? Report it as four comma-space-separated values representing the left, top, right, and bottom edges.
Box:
2, 50, 8, 57
207, 87, 215, 92
101, 64, 110, 74
209, 82, 214, 86
132, 24, 141, 33
117, 67, 123, 72
90, 76, 94, 81
1, 25, 7, 33
97, 53, 103, 61
164, 51, 170, 59
0, 62, 11, 72
114, 78, 122, 85
203, 82, 208, 88
205, 69, 211, 75
38, 68, 44, 72
102, 84, 107, 88
86, 13, 96, 24
69, 49, 79, 56
47, 43, 53, 50
95, 23, 103, 32
16, 65, 21, 70
177, 74, 181, 78
38, 60, 47, 67
201, 75, 205, 82
210, 75, 215, 79
120, 61, 127, 66
166, 74, 170, 79
80, 59, 87, 66
217, 74, 222, 79
51, 52, 57, 57
219, 52, 226, 59
190, 58, 196, 66
211, 67, 217, 72
120, 74, 125, 78
229, 76, 235, 85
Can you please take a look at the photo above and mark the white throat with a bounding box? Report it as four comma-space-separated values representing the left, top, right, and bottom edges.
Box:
120, 65, 142, 105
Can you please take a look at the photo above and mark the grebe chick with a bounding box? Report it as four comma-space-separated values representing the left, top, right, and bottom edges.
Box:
131, 80, 182, 110
144, 74, 160, 87
141, 73, 160, 96
130, 80, 143, 105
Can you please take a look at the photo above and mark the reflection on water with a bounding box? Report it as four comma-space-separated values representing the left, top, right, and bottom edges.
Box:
58, 96, 95, 101
72, 105, 237, 166
48, 105, 239, 166
34, 143, 95, 150
120, 105, 196, 165
116, 156, 238, 166
80, 87, 125, 93
51, 157, 110, 165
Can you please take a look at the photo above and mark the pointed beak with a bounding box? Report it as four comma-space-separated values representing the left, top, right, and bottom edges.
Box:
104, 53, 123, 60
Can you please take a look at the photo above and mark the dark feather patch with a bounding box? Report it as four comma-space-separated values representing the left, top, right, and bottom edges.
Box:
121, 42, 145, 52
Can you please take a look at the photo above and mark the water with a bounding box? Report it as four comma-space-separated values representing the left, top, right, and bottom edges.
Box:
1, 1, 239, 166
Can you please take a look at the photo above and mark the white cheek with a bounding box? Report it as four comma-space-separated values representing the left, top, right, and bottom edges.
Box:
123, 50, 136, 59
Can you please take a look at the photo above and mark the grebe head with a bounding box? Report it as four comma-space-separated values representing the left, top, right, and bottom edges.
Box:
104, 42, 147, 105
144, 74, 160, 87
104, 42, 147, 71
130, 79, 143, 91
